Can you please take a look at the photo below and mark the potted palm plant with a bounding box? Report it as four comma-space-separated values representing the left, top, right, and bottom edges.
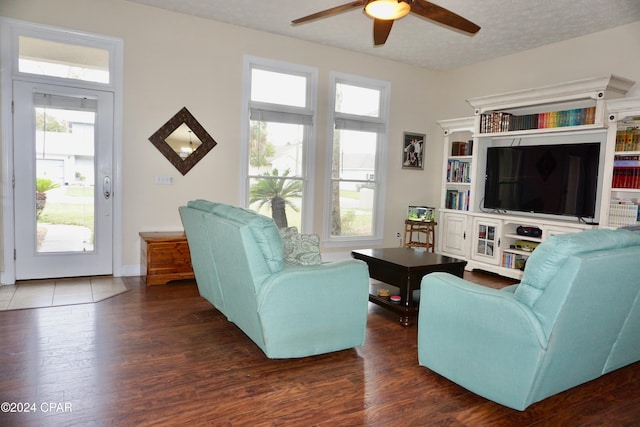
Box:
36, 177, 60, 218
249, 168, 302, 229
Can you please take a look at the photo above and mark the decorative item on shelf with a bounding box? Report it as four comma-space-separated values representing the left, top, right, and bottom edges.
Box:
377, 288, 390, 298
402, 132, 425, 169
515, 240, 540, 252
390, 295, 401, 303
148, 107, 218, 175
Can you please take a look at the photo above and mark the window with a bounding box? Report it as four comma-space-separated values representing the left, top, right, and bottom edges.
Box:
326, 73, 389, 245
19, 36, 110, 84
242, 57, 317, 231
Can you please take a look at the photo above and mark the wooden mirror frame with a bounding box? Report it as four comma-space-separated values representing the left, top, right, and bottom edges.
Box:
148, 107, 217, 175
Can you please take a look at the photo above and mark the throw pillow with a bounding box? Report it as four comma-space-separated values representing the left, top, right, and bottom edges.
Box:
279, 227, 322, 266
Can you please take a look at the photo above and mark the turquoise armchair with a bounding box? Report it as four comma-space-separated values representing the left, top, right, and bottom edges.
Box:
418, 229, 640, 410
179, 200, 370, 359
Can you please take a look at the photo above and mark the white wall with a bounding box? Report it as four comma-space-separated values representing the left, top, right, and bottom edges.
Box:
1, 0, 638, 274
438, 21, 640, 118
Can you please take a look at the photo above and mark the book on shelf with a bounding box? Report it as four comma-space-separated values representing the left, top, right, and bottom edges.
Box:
614, 155, 640, 167
609, 200, 640, 227
445, 189, 470, 211
615, 127, 640, 152
612, 165, 640, 189
451, 140, 473, 156
502, 252, 527, 270
479, 106, 596, 133
446, 159, 471, 183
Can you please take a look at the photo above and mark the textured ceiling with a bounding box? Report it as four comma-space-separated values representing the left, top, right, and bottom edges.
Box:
126, 0, 640, 70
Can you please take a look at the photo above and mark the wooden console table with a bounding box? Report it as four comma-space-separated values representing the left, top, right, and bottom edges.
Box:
140, 231, 195, 285
403, 220, 437, 252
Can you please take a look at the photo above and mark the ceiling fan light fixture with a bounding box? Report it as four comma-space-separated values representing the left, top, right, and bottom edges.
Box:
365, 0, 410, 20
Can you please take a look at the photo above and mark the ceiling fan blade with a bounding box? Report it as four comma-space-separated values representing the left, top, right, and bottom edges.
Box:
373, 19, 394, 46
292, 1, 365, 25
411, 0, 480, 34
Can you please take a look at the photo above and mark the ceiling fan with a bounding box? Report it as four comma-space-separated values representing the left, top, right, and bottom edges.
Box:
292, 0, 480, 46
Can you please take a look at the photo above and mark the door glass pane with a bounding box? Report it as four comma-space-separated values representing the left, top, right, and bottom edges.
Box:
35, 95, 95, 253
488, 226, 495, 240
478, 224, 486, 239
19, 36, 110, 84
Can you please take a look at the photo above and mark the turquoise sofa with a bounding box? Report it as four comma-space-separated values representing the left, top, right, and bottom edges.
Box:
179, 200, 370, 359
418, 229, 640, 410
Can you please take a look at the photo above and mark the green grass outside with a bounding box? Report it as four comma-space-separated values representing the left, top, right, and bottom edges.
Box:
251, 191, 373, 236
63, 186, 94, 198
38, 186, 95, 230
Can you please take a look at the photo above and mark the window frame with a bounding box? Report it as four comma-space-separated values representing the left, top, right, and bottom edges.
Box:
324, 72, 390, 247
240, 56, 318, 232
5, 18, 120, 91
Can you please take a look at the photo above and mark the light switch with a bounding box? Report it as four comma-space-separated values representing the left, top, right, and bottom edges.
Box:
154, 175, 174, 185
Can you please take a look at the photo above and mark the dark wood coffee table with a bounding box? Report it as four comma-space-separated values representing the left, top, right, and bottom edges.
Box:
351, 247, 467, 326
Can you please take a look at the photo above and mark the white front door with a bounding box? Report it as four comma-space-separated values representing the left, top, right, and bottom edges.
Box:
13, 81, 114, 280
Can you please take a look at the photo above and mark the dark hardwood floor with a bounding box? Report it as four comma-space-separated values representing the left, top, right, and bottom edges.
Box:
1, 271, 638, 426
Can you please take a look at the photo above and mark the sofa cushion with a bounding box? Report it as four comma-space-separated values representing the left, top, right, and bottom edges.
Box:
187, 200, 285, 273
515, 229, 640, 307
187, 199, 223, 213
279, 227, 322, 266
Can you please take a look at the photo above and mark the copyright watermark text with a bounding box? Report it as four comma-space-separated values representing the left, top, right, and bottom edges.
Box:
1, 401, 73, 413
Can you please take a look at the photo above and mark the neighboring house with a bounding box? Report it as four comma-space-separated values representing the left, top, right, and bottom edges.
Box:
36, 120, 95, 186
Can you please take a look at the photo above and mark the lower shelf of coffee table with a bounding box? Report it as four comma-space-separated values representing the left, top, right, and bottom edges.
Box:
369, 281, 419, 314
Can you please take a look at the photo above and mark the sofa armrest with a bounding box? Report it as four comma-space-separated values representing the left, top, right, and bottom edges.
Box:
418, 272, 547, 410
256, 259, 370, 358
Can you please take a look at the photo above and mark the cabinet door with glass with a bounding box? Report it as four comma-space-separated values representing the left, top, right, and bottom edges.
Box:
471, 217, 501, 265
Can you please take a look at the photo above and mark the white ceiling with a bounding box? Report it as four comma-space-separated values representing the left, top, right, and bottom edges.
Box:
126, 0, 640, 70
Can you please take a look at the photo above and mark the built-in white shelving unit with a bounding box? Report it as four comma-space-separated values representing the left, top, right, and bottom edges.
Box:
437, 75, 637, 279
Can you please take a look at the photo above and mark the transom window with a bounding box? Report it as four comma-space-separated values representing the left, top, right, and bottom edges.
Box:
19, 36, 110, 84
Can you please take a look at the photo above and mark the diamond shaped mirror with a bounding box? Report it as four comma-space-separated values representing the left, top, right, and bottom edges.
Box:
148, 107, 217, 175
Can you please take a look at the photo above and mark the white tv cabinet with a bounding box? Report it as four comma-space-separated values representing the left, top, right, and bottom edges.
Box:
437, 75, 637, 280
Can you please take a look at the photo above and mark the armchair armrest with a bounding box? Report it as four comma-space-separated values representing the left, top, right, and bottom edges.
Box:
256, 259, 370, 358
418, 272, 547, 410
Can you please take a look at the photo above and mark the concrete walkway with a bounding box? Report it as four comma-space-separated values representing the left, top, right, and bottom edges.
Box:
37, 223, 93, 252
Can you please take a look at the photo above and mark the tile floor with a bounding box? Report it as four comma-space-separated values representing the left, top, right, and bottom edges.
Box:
0, 276, 128, 311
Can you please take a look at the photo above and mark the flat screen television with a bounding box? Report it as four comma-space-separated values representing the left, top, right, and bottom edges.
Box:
484, 143, 600, 218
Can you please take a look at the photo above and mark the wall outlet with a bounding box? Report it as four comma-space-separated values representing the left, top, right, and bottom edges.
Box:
396, 232, 401, 238
154, 175, 174, 185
